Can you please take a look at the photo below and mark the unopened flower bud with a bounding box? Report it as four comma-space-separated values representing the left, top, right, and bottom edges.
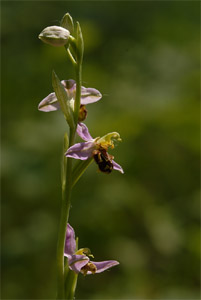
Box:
38, 26, 70, 47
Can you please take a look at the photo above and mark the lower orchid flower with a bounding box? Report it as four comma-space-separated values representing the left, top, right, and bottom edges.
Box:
64, 224, 119, 275
65, 123, 124, 174
38, 79, 102, 122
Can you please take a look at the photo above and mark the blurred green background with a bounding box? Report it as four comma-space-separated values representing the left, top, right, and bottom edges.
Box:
1, 1, 200, 299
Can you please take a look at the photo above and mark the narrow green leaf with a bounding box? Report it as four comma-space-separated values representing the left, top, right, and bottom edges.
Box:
52, 71, 75, 129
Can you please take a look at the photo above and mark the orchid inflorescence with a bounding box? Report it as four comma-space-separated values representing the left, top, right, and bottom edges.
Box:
38, 12, 123, 300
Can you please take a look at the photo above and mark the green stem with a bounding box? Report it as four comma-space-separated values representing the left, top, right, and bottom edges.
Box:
56, 130, 75, 299
56, 23, 83, 298
74, 62, 82, 124
65, 270, 78, 300
67, 48, 77, 66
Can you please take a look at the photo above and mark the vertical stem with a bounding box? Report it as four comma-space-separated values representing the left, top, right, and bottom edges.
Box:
56, 130, 75, 299
74, 62, 82, 124
65, 270, 78, 300
56, 62, 82, 300
56, 25, 83, 298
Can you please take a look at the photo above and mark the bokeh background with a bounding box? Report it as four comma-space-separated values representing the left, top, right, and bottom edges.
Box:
1, 1, 200, 299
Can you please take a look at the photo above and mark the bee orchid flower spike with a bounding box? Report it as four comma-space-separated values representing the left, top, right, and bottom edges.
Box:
37, 12, 124, 300
66, 123, 124, 174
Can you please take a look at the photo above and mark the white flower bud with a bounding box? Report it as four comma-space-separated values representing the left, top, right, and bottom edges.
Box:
38, 26, 70, 47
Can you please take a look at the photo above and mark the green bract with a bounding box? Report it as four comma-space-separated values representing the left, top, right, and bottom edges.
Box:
39, 26, 70, 47
61, 13, 74, 33
52, 71, 75, 129
76, 22, 84, 63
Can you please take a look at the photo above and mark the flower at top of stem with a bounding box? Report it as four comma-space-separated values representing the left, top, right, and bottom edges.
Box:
64, 224, 119, 275
66, 123, 124, 174
38, 79, 102, 122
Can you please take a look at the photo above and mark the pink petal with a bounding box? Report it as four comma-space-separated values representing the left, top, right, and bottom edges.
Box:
65, 141, 96, 160
61, 79, 76, 99
80, 87, 102, 105
77, 123, 93, 141
88, 260, 119, 274
68, 255, 89, 273
38, 92, 60, 112
64, 224, 76, 257
112, 160, 124, 174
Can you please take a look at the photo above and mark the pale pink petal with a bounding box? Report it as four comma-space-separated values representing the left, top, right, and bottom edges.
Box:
61, 79, 76, 99
64, 224, 76, 257
38, 92, 60, 112
65, 141, 96, 160
87, 260, 119, 275
112, 160, 124, 174
77, 123, 93, 141
68, 255, 89, 273
81, 87, 102, 105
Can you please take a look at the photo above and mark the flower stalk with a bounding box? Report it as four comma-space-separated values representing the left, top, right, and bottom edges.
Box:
56, 130, 74, 299
65, 270, 78, 300
74, 23, 84, 124
56, 20, 84, 300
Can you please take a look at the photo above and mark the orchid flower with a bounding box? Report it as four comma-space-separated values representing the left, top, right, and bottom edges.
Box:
38, 79, 102, 122
64, 224, 119, 275
66, 123, 124, 174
